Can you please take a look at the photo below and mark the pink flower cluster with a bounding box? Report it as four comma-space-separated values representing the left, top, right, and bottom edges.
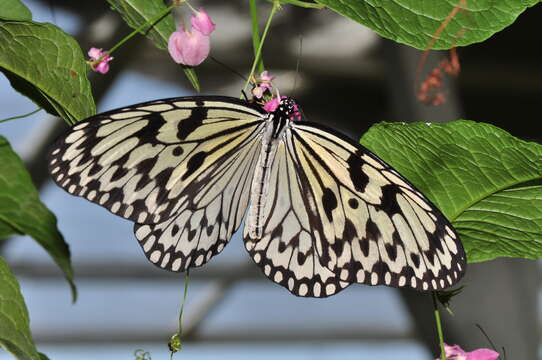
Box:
88, 48, 113, 74
437, 344, 500, 360
168, 8, 216, 66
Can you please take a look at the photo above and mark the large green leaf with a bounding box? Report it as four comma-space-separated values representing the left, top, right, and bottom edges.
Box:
0, 256, 40, 360
361, 120, 542, 263
314, 0, 541, 50
0, 136, 76, 300
0, 0, 32, 21
0, 21, 95, 124
106, 0, 200, 91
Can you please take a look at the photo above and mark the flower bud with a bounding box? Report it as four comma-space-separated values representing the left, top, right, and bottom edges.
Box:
191, 8, 216, 36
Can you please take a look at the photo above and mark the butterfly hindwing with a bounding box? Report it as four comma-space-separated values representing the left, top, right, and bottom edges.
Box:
243, 139, 350, 298
48, 96, 265, 225
287, 122, 466, 291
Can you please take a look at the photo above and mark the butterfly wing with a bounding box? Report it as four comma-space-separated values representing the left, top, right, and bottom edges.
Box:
243, 139, 350, 298
278, 122, 466, 291
48, 96, 265, 225
134, 129, 261, 271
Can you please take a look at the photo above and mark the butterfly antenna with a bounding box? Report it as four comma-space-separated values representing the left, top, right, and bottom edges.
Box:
292, 36, 303, 98
241, 90, 249, 101
210, 56, 248, 82
475, 323, 499, 353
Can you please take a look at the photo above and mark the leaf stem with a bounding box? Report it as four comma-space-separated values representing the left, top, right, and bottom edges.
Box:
249, 0, 265, 73
432, 291, 447, 360
107, 1, 181, 56
0, 108, 42, 123
265, 0, 324, 8
242, 0, 279, 95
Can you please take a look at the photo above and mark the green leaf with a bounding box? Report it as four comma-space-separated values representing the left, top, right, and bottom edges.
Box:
0, 256, 40, 360
183, 66, 200, 93
106, 0, 200, 91
314, 0, 541, 50
361, 120, 542, 263
0, 136, 76, 301
0, 0, 32, 21
0, 21, 95, 124
0, 221, 17, 239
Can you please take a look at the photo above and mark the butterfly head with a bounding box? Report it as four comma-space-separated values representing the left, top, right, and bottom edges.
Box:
270, 96, 302, 122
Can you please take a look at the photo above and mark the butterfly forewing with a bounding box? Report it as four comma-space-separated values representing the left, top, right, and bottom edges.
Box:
48, 97, 265, 226
287, 122, 466, 291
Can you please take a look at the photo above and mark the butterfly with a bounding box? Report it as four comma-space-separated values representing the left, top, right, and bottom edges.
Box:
48, 95, 466, 297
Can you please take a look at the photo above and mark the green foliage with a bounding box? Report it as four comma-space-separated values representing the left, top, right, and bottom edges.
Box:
0, 21, 95, 124
106, 0, 200, 91
0, 0, 32, 21
0, 256, 41, 360
361, 120, 542, 263
314, 0, 541, 50
0, 136, 76, 301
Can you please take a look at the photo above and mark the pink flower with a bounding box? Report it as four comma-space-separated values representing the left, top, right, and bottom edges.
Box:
252, 71, 275, 99
437, 344, 499, 360
168, 26, 210, 66
191, 8, 216, 36
260, 71, 274, 82
88, 47, 113, 74
263, 97, 280, 112
252, 86, 265, 99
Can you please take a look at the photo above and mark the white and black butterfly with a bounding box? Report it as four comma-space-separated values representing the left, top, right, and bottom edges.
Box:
48, 96, 466, 297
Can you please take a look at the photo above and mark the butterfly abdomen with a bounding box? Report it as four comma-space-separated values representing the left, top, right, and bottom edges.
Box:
247, 120, 279, 239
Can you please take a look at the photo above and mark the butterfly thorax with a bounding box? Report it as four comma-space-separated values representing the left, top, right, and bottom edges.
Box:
247, 97, 300, 239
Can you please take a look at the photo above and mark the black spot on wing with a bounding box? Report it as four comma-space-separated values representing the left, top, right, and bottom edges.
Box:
348, 198, 359, 209
410, 253, 421, 268
379, 184, 402, 214
177, 106, 207, 140
385, 243, 397, 261
322, 187, 338, 221
172, 146, 183, 156
366, 218, 381, 241
347, 153, 370, 192
134, 112, 166, 141
183, 151, 207, 180
171, 224, 180, 236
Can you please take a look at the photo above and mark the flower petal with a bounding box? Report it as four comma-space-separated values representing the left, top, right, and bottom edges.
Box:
467, 349, 500, 360
191, 8, 216, 36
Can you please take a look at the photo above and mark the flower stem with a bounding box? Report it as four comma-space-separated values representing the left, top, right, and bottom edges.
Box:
242, 0, 279, 95
249, 0, 265, 73
0, 108, 41, 123
178, 270, 190, 336
432, 291, 447, 360
107, 0, 182, 56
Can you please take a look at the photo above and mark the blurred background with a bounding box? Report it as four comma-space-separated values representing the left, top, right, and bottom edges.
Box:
1, 1, 540, 359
